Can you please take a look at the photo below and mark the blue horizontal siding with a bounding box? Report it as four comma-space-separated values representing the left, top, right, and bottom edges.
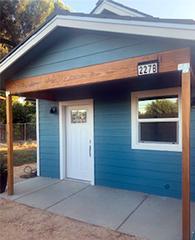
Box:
29, 36, 140, 68
95, 151, 182, 165
95, 157, 182, 173
39, 100, 59, 178
38, 96, 195, 201
13, 32, 184, 80
96, 179, 183, 199
94, 95, 195, 201
96, 172, 182, 191
38, 97, 195, 201
96, 165, 181, 183
41, 169, 59, 179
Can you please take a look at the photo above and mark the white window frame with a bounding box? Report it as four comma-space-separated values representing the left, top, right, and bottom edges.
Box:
131, 88, 182, 152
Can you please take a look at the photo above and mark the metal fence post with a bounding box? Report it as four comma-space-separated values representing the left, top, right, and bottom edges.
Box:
24, 123, 27, 141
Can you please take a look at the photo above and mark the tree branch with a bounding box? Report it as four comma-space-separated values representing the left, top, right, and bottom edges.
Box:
0, 37, 16, 48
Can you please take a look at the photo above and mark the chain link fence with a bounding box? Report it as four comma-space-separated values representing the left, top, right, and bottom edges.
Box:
0, 123, 36, 143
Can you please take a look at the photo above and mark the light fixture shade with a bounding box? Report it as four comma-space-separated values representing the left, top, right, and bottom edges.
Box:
192, 88, 195, 107
192, 98, 195, 108
50, 107, 57, 114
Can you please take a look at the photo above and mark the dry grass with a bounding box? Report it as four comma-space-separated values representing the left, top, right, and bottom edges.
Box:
0, 141, 37, 151
0, 141, 37, 166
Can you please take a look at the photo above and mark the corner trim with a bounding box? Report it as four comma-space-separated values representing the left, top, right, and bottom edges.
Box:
36, 99, 40, 176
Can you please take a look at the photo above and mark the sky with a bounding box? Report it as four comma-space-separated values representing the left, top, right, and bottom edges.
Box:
64, 0, 195, 20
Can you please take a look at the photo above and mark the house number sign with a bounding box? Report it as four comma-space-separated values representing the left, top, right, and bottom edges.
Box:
138, 61, 158, 76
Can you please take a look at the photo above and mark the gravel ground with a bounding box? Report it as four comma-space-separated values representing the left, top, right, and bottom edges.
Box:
0, 198, 148, 240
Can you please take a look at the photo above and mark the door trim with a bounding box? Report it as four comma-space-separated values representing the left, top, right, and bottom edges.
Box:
59, 99, 94, 185
36, 99, 40, 176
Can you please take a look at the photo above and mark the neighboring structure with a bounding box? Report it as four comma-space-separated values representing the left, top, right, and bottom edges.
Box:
0, 1, 195, 239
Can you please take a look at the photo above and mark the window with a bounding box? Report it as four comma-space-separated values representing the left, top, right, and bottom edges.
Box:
71, 110, 87, 123
131, 88, 182, 151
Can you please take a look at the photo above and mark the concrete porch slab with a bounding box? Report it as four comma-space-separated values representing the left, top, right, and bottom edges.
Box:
48, 185, 147, 230
0, 177, 60, 200
118, 195, 195, 240
1, 177, 195, 240
15, 180, 89, 209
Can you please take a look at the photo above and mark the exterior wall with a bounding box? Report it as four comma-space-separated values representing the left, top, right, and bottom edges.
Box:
192, 107, 195, 200
38, 100, 60, 178
94, 92, 195, 201
13, 32, 185, 80
38, 94, 195, 201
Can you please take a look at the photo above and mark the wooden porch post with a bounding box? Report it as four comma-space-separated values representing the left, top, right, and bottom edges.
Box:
6, 92, 14, 195
181, 66, 191, 240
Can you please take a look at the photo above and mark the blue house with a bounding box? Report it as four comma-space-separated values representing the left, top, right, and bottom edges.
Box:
0, 1, 195, 238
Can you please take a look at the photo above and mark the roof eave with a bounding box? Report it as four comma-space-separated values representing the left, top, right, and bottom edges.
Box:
1, 13, 195, 74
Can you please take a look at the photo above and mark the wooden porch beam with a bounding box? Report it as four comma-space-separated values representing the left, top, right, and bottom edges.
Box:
6, 93, 14, 195
182, 65, 191, 240
6, 48, 190, 95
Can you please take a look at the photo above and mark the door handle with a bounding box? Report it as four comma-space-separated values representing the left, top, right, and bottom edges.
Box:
89, 145, 91, 157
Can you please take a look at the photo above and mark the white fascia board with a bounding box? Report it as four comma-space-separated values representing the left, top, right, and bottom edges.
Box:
93, 2, 145, 17
0, 17, 59, 73
1, 15, 195, 74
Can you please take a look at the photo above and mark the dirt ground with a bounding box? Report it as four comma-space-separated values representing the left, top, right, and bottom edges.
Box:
0, 198, 148, 240
1, 164, 148, 240
14, 162, 37, 180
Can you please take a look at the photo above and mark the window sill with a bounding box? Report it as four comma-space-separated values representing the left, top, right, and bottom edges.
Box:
132, 143, 182, 152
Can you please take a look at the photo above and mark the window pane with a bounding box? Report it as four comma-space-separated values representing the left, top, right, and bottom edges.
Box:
139, 122, 177, 143
71, 110, 87, 123
138, 95, 178, 119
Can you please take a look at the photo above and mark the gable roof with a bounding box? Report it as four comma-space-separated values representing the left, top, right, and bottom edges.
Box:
91, 0, 152, 17
0, 7, 195, 82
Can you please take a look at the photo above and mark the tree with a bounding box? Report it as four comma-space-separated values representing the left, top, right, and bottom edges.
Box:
0, 93, 36, 124
0, 0, 71, 58
140, 99, 178, 119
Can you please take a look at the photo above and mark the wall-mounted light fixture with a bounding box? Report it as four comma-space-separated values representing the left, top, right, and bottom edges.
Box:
50, 107, 57, 114
192, 97, 195, 108
192, 89, 195, 108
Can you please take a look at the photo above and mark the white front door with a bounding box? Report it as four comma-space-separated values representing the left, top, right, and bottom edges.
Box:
66, 104, 93, 182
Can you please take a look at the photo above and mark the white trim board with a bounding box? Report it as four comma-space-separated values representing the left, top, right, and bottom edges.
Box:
36, 99, 40, 176
59, 99, 95, 185
1, 14, 195, 74
93, 1, 145, 17
131, 87, 182, 152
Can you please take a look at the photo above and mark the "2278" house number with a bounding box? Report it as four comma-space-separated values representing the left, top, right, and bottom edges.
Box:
138, 61, 158, 76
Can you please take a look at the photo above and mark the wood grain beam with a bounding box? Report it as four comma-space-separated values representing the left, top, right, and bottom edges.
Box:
6, 93, 14, 196
182, 68, 191, 240
6, 48, 190, 95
